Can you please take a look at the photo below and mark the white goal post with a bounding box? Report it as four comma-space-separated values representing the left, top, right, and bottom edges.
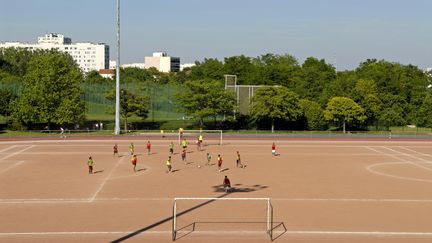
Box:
172, 197, 273, 241
178, 129, 223, 146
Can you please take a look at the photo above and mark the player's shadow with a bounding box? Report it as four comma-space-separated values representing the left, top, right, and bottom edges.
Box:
171, 169, 180, 173
148, 152, 157, 155
212, 183, 268, 193
110, 183, 271, 242
185, 161, 194, 165
93, 170, 104, 174
136, 168, 146, 172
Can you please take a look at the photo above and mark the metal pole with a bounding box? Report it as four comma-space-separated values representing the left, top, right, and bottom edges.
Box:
114, 0, 121, 135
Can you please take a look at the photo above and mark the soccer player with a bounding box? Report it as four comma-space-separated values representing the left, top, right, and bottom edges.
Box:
129, 142, 135, 155
223, 175, 231, 192
179, 127, 184, 139
169, 141, 174, 155
166, 156, 172, 173
87, 156, 94, 174
271, 142, 276, 156
198, 134, 203, 150
181, 138, 188, 150
217, 154, 223, 172
113, 144, 118, 156
181, 149, 187, 164
206, 152, 212, 166
131, 155, 137, 172
236, 151, 244, 168
146, 141, 151, 155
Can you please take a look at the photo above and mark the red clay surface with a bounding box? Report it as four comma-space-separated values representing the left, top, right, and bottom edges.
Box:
1, 137, 432, 243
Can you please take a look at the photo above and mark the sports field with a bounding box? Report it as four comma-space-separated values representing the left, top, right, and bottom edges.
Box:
1, 136, 432, 243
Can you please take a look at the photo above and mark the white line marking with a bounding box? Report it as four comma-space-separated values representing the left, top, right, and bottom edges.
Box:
89, 156, 126, 202
0, 161, 25, 174
398, 146, 432, 158
382, 146, 432, 168
0, 145, 34, 162
0, 145, 17, 153
2, 197, 432, 204
1, 230, 432, 237
365, 146, 432, 171
367, 162, 432, 183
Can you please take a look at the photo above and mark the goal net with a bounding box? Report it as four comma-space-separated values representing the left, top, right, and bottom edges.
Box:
178, 130, 223, 146
172, 197, 273, 241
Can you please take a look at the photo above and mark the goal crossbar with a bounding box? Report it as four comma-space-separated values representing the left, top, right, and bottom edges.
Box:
172, 197, 273, 241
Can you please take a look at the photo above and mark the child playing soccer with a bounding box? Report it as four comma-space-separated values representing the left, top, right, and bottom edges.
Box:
181, 138, 188, 150
87, 156, 94, 174
169, 141, 174, 155
236, 151, 244, 168
217, 154, 223, 172
206, 152, 212, 166
223, 175, 232, 192
181, 149, 187, 164
166, 156, 172, 173
131, 155, 137, 172
129, 143, 135, 155
271, 142, 277, 156
146, 141, 151, 155
113, 144, 118, 156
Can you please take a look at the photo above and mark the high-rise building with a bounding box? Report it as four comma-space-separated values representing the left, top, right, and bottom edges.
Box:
0, 33, 109, 72
144, 52, 180, 73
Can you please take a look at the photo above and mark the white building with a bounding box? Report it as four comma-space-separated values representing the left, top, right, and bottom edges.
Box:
144, 52, 180, 73
180, 63, 196, 71
0, 33, 109, 72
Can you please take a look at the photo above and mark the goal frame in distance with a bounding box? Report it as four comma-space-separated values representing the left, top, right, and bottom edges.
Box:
178, 129, 223, 145
171, 197, 273, 241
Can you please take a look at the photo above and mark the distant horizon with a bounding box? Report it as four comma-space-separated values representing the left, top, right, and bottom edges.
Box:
1, 0, 431, 71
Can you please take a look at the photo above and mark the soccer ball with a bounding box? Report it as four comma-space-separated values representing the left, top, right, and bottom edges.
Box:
197, 165, 201, 168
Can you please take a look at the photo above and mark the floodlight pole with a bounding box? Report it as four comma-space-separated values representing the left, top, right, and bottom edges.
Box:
114, 0, 121, 135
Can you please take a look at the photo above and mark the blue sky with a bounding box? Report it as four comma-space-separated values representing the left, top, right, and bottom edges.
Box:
0, 0, 431, 70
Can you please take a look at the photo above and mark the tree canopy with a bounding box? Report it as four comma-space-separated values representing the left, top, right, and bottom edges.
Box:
249, 86, 301, 132
10, 50, 85, 127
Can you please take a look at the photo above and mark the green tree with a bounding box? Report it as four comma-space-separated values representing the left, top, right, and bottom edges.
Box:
297, 57, 337, 105
298, 99, 325, 130
324, 97, 366, 133
106, 88, 149, 132
253, 53, 301, 87
414, 92, 432, 128
249, 86, 301, 132
175, 79, 236, 127
378, 94, 406, 129
352, 79, 382, 127
189, 58, 224, 81
11, 51, 85, 127
0, 89, 17, 118
84, 70, 111, 84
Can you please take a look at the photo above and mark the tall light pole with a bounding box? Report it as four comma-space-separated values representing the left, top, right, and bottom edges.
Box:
114, 0, 121, 135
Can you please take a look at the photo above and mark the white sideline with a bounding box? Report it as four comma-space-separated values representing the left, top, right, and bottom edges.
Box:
1, 230, 432, 237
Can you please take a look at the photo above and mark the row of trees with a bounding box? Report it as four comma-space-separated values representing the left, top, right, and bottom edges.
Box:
1, 47, 431, 131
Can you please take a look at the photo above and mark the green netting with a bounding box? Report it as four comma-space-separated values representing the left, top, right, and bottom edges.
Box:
1, 81, 186, 121
81, 82, 186, 121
